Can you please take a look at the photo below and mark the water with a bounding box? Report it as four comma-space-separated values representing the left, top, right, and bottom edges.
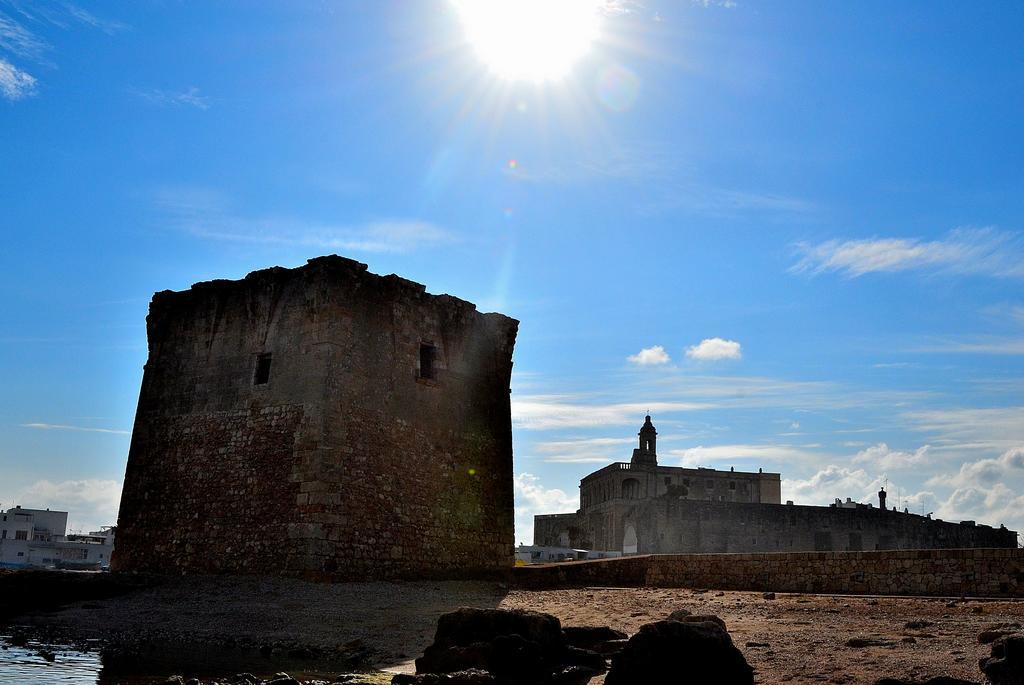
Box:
0, 636, 355, 685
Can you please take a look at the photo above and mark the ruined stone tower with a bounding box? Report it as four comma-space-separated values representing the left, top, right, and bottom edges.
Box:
113, 256, 518, 580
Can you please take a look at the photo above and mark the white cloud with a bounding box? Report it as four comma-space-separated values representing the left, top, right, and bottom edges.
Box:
21, 422, 130, 435
685, 337, 742, 361
932, 447, 1024, 489
627, 345, 670, 365
791, 228, 1024, 279
157, 187, 454, 253
782, 465, 876, 506
137, 86, 209, 110
1, 479, 122, 534
514, 473, 578, 545
0, 58, 35, 99
851, 442, 930, 471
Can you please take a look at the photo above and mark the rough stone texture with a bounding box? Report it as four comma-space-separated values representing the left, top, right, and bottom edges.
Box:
413, 608, 604, 685
604, 619, 754, 685
514, 548, 1024, 598
113, 255, 518, 580
980, 634, 1024, 685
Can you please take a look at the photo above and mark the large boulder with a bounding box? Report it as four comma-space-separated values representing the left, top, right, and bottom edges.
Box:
980, 634, 1024, 685
604, 620, 754, 685
413, 608, 604, 685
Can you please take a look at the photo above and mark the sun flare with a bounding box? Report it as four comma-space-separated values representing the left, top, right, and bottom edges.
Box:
453, 0, 603, 82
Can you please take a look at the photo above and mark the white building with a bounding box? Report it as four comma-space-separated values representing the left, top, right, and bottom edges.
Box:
515, 544, 623, 564
0, 506, 116, 570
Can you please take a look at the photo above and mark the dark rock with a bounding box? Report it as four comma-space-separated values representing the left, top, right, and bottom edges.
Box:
980, 630, 1018, 645
679, 614, 728, 632
562, 626, 627, 650
37, 649, 56, 662
905, 620, 933, 630
149, 678, 184, 685
847, 638, 896, 648
562, 646, 606, 671
185, 679, 200, 685
763, 592, 777, 600
874, 678, 981, 685
426, 608, 563, 655
605, 620, 753, 685
267, 675, 301, 685
550, 665, 603, 685
393, 670, 497, 684
901, 637, 917, 644
592, 639, 628, 655
228, 675, 260, 685
267, 674, 301, 685
981, 634, 1024, 685
666, 608, 691, 621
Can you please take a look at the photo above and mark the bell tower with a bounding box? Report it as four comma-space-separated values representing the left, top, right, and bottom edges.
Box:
631, 415, 658, 467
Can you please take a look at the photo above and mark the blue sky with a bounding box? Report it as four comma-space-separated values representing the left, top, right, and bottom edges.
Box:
1, 1, 1023, 542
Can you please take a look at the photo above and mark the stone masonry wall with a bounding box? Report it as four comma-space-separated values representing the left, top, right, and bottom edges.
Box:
514, 548, 1024, 598
537, 497, 1016, 553
114, 255, 518, 580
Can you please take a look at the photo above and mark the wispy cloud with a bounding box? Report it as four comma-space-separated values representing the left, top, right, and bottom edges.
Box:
0, 10, 48, 60
531, 436, 636, 463
791, 228, 1024, 279
136, 86, 210, 110
685, 337, 742, 361
913, 336, 1024, 356
158, 187, 455, 253
0, 2, 125, 100
61, 4, 127, 34
505, 144, 811, 219
0, 56, 33, 99
21, 422, 130, 435
627, 345, 670, 365
512, 397, 711, 431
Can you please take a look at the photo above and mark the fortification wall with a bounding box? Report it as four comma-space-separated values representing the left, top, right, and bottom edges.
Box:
538, 497, 1015, 553
635, 499, 1015, 554
514, 548, 1024, 598
114, 255, 518, 580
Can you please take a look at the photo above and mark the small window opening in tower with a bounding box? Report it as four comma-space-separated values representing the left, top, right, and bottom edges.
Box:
254, 353, 272, 385
420, 343, 437, 379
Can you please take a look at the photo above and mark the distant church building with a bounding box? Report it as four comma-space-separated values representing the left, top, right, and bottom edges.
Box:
535, 415, 1016, 554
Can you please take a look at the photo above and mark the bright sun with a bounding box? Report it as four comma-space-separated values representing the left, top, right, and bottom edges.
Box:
453, 0, 603, 82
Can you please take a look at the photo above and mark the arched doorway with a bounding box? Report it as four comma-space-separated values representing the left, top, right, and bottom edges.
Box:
623, 524, 638, 555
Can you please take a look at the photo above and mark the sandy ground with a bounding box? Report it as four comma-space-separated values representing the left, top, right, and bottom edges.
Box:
6, 576, 1024, 684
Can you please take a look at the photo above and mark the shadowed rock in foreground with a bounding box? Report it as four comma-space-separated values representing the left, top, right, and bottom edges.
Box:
604, 618, 754, 685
